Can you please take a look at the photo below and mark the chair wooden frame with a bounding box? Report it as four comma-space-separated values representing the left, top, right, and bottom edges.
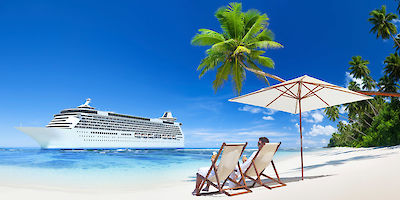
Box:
243, 142, 286, 189
195, 142, 252, 196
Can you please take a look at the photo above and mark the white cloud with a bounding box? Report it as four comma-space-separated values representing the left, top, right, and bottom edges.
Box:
237, 131, 285, 137
238, 105, 278, 115
265, 108, 278, 115
311, 111, 324, 123
345, 72, 363, 88
339, 106, 347, 114
295, 123, 305, 132
340, 120, 349, 125
307, 124, 337, 137
262, 116, 274, 121
304, 110, 324, 123
302, 111, 310, 117
392, 19, 400, 28
321, 139, 328, 145
238, 105, 264, 114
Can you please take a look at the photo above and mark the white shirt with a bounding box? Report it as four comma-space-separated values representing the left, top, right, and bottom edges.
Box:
240, 151, 257, 173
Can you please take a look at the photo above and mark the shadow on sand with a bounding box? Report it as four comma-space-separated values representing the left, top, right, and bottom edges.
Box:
186, 174, 332, 196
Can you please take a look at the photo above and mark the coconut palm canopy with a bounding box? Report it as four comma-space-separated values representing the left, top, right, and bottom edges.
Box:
191, 2, 283, 94
368, 5, 400, 47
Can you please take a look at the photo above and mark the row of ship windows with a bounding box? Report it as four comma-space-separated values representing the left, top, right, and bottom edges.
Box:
81, 115, 175, 127
78, 121, 177, 130
75, 125, 178, 134
82, 139, 181, 142
80, 118, 175, 128
82, 117, 160, 125
75, 126, 182, 136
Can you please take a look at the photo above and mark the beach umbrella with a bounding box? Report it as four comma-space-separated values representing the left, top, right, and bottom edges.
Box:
229, 75, 372, 180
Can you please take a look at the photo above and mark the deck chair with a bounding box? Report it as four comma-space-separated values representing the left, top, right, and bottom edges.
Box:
195, 142, 252, 196
242, 142, 286, 189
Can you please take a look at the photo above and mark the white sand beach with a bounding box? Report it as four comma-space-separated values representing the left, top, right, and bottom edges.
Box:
0, 146, 399, 200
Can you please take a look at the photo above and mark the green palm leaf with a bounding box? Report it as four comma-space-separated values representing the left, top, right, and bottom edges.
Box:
191, 29, 225, 46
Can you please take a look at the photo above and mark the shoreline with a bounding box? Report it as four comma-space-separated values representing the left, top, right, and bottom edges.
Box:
0, 146, 399, 199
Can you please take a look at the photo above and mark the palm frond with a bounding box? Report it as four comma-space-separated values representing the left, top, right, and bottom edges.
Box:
213, 60, 232, 91
253, 56, 275, 68
232, 58, 245, 94
251, 40, 283, 49
242, 14, 269, 43
210, 39, 236, 53
191, 29, 225, 46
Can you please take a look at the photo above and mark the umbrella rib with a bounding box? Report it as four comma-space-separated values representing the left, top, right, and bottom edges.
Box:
265, 82, 298, 108
301, 84, 320, 99
281, 85, 298, 98
302, 87, 325, 99
302, 81, 371, 97
302, 83, 330, 107
275, 87, 297, 99
229, 82, 297, 101
294, 82, 302, 114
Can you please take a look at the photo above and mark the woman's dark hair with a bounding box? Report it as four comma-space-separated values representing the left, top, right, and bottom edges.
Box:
259, 137, 269, 144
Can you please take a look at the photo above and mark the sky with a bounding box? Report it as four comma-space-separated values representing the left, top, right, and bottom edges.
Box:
0, 0, 397, 148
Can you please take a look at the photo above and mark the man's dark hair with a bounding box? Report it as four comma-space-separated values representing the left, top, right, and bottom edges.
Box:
259, 137, 269, 144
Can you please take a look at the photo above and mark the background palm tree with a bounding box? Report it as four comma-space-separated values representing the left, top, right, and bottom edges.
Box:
384, 52, 400, 82
379, 75, 399, 93
191, 2, 283, 94
368, 5, 400, 48
348, 56, 370, 79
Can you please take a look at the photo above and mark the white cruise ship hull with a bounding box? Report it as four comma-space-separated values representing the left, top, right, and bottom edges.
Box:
16, 127, 184, 149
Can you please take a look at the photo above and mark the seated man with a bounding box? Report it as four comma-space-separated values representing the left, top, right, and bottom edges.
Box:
241, 137, 269, 171
228, 137, 269, 187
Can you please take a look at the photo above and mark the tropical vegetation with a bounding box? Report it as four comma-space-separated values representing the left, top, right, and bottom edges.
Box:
191, 2, 283, 94
326, 2, 400, 147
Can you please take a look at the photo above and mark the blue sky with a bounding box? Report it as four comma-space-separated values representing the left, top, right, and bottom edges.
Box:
0, 0, 397, 148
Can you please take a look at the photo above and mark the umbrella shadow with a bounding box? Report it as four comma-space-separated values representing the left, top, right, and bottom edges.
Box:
295, 152, 396, 171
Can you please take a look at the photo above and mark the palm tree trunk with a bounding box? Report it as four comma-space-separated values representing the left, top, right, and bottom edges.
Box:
390, 33, 400, 49
366, 100, 378, 116
338, 114, 368, 136
354, 127, 368, 137
239, 61, 286, 83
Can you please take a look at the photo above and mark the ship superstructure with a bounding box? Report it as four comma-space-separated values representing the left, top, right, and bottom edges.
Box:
16, 99, 184, 149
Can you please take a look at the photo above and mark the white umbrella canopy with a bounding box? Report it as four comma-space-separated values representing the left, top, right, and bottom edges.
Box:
229, 75, 373, 179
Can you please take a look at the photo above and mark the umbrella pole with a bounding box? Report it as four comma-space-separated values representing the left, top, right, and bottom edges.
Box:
299, 99, 304, 180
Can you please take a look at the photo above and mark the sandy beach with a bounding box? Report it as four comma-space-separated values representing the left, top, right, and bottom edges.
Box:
0, 146, 399, 200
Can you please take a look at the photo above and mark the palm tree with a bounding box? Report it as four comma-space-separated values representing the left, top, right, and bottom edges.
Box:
368, 5, 400, 48
379, 75, 399, 93
191, 2, 284, 94
362, 76, 376, 91
324, 105, 339, 121
384, 52, 400, 82
348, 56, 370, 79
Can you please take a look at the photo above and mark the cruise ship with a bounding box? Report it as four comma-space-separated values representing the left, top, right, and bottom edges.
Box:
16, 99, 184, 149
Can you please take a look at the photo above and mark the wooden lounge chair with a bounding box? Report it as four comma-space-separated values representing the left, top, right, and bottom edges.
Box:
242, 142, 286, 189
195, 142, 252, 196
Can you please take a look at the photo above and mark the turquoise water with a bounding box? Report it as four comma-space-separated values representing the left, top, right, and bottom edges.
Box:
0, 148, 303, 189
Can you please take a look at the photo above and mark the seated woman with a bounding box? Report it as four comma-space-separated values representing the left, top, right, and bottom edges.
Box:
192, 152, 217, 194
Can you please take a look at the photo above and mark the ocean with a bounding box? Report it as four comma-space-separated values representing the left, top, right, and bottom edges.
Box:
0, 148, 308, 190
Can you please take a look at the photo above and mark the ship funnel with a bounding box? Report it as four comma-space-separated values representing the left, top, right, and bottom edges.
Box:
160, 112, 176, 122
78, 98, 95, 109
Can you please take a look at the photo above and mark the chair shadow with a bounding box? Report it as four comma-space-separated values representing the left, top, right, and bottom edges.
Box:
186, 174, 333, 197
